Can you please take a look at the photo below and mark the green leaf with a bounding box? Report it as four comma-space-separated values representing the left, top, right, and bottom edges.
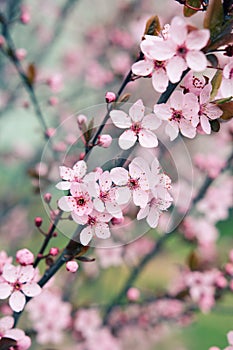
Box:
203, 0, 224, 39
184, 0, 201, 17
210, 69, 223, 99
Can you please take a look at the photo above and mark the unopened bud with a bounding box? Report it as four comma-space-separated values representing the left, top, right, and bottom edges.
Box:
127, 287, 140, 301
66, 260, 79, 272
77, 114, 87, 127
105, 91, 116, 103
43, 192, 52, 203
111, 217, 124, 225
45, 128, 56, 138
16, 249, 34, 265
79, 152, 85, 160
15, 48, 27, 61
49, 247, 59, 256
34, 217, 43, 227
0, 35, 5, 46
48, 96, 59, 106
97, 134, 112, 148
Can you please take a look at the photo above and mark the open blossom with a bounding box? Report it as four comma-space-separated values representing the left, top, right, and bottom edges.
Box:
154, 91, 199, 140
110, 157, 151, 208
90, 171, 123, 218
56, 160, 87, 190
110, 99, 161, 150
58, 183, 93, 217
0, 316, 31, 349
149, 17, 210, 82
221, 61, 233, 98
197, 84, 223, 134
0, 264, 41, 312
137, 158, 173, 228
182, 71, 206, 96
0, 251, 12, 276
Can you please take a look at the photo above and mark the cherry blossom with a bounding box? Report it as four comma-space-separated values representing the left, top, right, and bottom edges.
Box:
58, 183, 93, 217
110, 99, 161, 150
0, 316, 31, 349
0, 264, 41, 312
0, 251, 12, 276
148, 16, 210, 82
197, 83, 223, 134
56, 160, 87, 190
110, 157, 151, 208
182, 71, 206, 96
221, 61, 233, 98
154, 91, 199, 140
16, 249, 34, 266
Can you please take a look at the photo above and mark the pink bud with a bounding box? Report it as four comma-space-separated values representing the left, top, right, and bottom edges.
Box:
97, 134, 112, 148
34, 217, 43, 227
94, 167, 103, 176
45, 128, 56, 138
17, 335, 31, 350
215, 275, 227, 288
229, 250, 233, 263
16, 249, 34, 265
77, 114, 87, 126
15, 48, 27, 61
66, 260, 79, 272
48, 96, 59, 106
0, 35, 5, 46
105, 91, 116, 103
79, 152, 85, 160
209, 347, 220, 350
49, 247, 59, 256
22, 100, 30, 109
127, 287, 140, 301
111, 217, 124, 225
225, 263, 233, 275
43, 192, 52, 203
20, 8, 31, 25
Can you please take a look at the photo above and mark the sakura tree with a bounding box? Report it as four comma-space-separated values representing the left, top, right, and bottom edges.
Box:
0, 0, 232, 349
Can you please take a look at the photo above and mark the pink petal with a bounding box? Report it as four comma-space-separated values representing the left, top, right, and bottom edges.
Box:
133, 189, 148, 208
96, 211, 112, 223
105, 202, 122, 218
59, 166, 73, 180
166, 56, 187, 83
110, 167, 128, 186
116, 187, 131, 205
221, 78, 233, 97
149, 41, 175, 61
205, 104, 223, 119
95, 223, 111, 239
119, 130, 137, 150
0, 316, 14, 332
147, 206, 159, 228
200, 115, 211, 134
4, 328, 25, 341
21, 282, 41, 297
129, 99, 145, 122
179, 119, 196, 138
58, 196, 72, 212
153, 104, 171, 121
152, 69, 169, 93
141, 35, 163, 59
0, 283, 12, 299
186, 29, 210, 50
170, 16, 187, 45
138, 130, 158, 148
165, 122, 179, 141
18, 265, 34, 283
71, 212, 88, 225
227, 331, 233, 345
141, 113, 162, 130
170, 90, 185, 110
2, 264, 18, 283
70, 182, 85, 197
137, 205, 150, 220
55, 181, 71, 190
186, 51, 207, 72
132, 59, 154, 76
94, 198, 105, 212
99, 171, 112, 191
110, 110, 132, 129
183, 92, 200, 118
80, 227, 93, 246
73, 160, 87, 178
9, 291, 26, 312
200, 83, 212, 105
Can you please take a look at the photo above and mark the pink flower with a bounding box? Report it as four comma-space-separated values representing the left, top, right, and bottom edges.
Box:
90, 171, 123, 218
154, 91, 199, 140
194, 153, 226, 178
198, 84, 223, 134
74, 308, 101, 338
66, 261, 79, 272
149, 17, 209, 82
58, 183, 93, 217
0, 316, 31, 349
0, 251, 12, 275
0, 264, 41, 312
72, 210, 112, 246
221, 61, 233, 98
16, 249, 34, 266
105, 91, 116, 103
110, 157, 151, 208
56, 160, 87, 190
97, 134, 112, 148
127, 287, 140, 301
110, 99, 161, 149
182, 71, 206, 96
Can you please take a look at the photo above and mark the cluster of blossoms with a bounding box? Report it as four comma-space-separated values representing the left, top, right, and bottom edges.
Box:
0, 249, 41, 312
0, 316, 31, 350
57, 156, 173, 246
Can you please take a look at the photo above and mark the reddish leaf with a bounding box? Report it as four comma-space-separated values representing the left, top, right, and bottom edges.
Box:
143, 15, 161, 36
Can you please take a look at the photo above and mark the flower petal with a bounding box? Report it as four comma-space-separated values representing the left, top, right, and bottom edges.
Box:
166, 56, 187, 83
71, 212, 88, 225
147, 207, 159, 228
186, 29, 210, 50
119, 130, 137, 150
149, 41, 175, 61
58, 196, 73, 212
116, 187, 131, 205
0, 283, 12, 299
110, 110, 132, 129
4, 328, 25, 341
133, 189, 148, 208
186, 51, 207, 72
141, 113, 162, 130
165, 121, 179, 141
106, 202, 122, 218
137, 205, 150, 220
56, 181, 71, 190
73, 160, 87, 179
21, 282, 41, 297
80, 227, 93, 246
110, 167, 128, 186
2, 264, 18, 283
95, 223, 111, 239
94, 198, 105, 212
154, 104, 171, 121
152, 69, 169, 93
9, 291, 26, 312
132, 59, 154, 76
18, 265, 34, 283
129, 99, 145, 122
179, 119, 196, 138
99, 171, 112, 191
0, 316, 14, 332
170, 16, 187, 45
59, 166, 73, 181
138, 130, 158, 148
200, 115, 211, 134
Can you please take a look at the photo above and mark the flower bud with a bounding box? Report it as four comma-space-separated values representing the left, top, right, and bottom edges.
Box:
225, 263, 233, 275
17, 335, 31, 350
66, 260, 79, 272
20, 6, 31, 25
16, 249, 34, 265
127, 287, 140, 301
97, 134, 112, 148
45, 128, 56, 138
111, 217, 124, 225
34, 217, 43, 227
49, 247, 59, 256
15, 48, 27, 61
79, 152, 85, 160
105, 91, 116, 103
43, 192, 52, 203
77, 114, 87, 126
48, 96, 59, 106
0, 35, 5, 46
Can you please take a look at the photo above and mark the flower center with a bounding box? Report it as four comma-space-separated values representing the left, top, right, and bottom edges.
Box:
131, 122, 141, 134
100, 191, 109, 201
128, 177, 139, 190
192, 77, 204, 89
14, 281, 22, 290
87, 216, 96, 226
177, 45, 187, 57
76, 197, 86, 206
171, 109, 183, 121
154, 60, 165, 70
